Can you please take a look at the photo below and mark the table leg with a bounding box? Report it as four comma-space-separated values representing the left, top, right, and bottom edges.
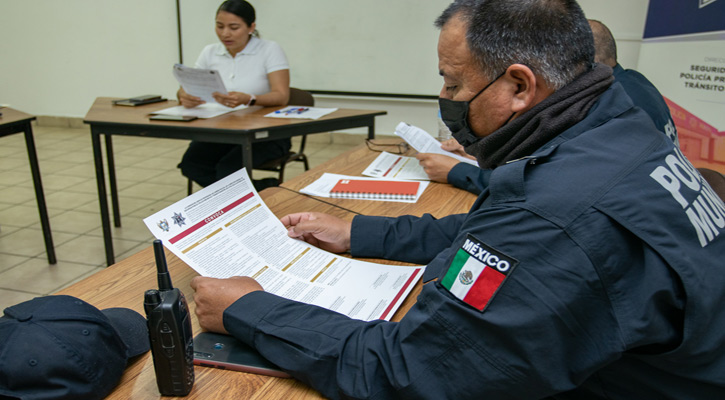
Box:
241, 136, 254, 179
367, 121, 376, 140
104, 135, 121, 227
92, 129, 115, 266
23, 122, 56, 264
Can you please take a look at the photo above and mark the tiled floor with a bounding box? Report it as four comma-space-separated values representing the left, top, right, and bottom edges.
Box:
0, 123, 362, 311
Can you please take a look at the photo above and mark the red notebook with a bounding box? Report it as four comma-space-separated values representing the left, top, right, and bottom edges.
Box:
329, 179, 420, 201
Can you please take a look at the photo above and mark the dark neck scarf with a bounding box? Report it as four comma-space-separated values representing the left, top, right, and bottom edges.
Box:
468, 63, 614, 169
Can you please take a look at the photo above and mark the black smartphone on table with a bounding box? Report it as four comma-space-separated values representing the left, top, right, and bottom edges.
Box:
193, 332, 290, 378
149, 114, 198, 122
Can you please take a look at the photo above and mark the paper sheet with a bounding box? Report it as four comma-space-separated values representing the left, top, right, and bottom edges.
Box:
151, 103, 246, 119
394, 122, 478, 166
265, 106, 338, 120
362, 151, 429, 181
299, 173, 429, 203
143, 168, 423, 321
173, 64, 228, 104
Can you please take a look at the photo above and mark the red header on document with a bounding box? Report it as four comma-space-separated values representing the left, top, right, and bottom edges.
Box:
169, 192, 254, 244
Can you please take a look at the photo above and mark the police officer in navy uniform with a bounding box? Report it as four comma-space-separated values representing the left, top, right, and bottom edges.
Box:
191, 0, 725, 398
419, 18, 683, 197
588, 18, 679, 145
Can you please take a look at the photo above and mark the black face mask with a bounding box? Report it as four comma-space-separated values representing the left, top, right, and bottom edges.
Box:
438, 71, 506, 147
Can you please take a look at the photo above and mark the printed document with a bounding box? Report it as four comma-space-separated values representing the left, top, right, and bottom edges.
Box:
265, 106, 338, 120
173, 64, 228, 104
394, 122, 478, 166
362, 151, 429, 180
143, 169, 423, 321
151, 103, 246, 119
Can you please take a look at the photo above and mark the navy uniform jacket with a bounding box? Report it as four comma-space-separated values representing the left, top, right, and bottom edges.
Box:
449, 67, 680, 196
223, 84, 725, 399
447, 162, 490, 196
613, 63, 679, 146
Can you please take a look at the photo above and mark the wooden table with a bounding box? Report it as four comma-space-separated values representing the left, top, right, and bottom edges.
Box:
56, 187, 420, 399
281, 140, 478, 218
83, 97, 386, 265
0, 107, 56, 264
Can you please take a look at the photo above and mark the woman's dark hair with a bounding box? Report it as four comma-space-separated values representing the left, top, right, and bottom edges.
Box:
217, 0, 257, 35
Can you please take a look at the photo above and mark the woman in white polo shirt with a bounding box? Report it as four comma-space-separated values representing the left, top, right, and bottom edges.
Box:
177, 0, 290, 190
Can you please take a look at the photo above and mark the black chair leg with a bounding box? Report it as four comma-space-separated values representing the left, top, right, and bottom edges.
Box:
277, 160, 287, 183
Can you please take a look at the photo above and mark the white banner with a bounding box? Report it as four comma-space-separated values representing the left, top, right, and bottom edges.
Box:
638, 0, 725, 172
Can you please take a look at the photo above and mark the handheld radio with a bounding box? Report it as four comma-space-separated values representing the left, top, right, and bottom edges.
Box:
144, 240, 195, 396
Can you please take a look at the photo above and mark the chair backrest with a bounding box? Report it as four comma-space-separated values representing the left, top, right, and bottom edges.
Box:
288, 88, 314, 107
699, 168, 725, 201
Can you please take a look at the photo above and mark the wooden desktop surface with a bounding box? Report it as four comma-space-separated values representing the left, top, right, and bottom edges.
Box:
55, 187, 421, 399
84, 96, 387, 266
0, 107, 35, 129
84, 97, 386, 133
281, 140, 478, 218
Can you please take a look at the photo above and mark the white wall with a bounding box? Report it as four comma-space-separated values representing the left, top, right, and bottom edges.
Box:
0, 0, 180, 118
581, 0, 651, 70
181, 0, 449, 97
0, 0, 650, 135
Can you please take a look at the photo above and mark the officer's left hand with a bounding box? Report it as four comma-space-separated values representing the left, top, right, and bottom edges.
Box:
281, 212, 352, 253
190, 276, 264, 334
416, 153, 460, 183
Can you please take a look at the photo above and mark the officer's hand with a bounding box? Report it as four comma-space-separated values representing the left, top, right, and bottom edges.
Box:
440, 139, 476, 160
280, 212, 352, 253
416, 153, 460, 183
190, 276, 263, 334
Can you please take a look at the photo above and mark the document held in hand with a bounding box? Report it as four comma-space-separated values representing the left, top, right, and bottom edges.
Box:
143, 168, 424, 321
172, 64, 228, 104
394, 122, 478, 166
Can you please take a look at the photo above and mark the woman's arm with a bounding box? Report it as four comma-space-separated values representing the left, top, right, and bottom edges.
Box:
213, 69, 290, 107
254, 69, 290, 106
177, 87, 205, 108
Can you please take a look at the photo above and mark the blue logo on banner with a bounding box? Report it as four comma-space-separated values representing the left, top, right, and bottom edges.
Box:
644, 0, 725, 39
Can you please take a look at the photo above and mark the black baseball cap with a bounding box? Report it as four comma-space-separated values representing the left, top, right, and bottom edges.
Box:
0, 295, 150, 400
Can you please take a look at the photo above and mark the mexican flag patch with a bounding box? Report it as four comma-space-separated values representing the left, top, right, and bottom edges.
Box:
441, 234, 518, 311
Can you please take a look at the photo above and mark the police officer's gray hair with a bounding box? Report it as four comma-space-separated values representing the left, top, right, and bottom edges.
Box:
435, 0, 595, 90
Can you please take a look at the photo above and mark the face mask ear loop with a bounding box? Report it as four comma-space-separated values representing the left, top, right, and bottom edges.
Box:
468, 71, 507, 103
502, 111, 516, 126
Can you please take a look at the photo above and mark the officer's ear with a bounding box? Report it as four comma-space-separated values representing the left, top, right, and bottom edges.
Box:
504, 64, 552, 114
